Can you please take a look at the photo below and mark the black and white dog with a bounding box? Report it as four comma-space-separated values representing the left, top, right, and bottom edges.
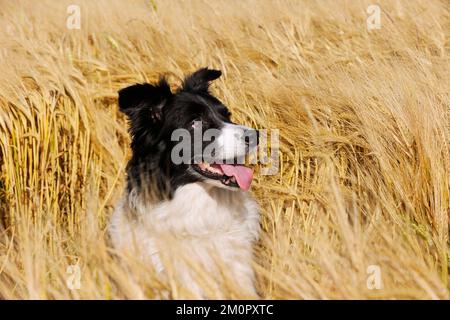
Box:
109, 68, 260, 297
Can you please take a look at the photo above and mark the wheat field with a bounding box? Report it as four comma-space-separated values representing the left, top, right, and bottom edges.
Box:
0, 0, 449, 299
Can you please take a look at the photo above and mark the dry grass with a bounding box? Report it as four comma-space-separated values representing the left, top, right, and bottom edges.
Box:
0, 0, 449, 299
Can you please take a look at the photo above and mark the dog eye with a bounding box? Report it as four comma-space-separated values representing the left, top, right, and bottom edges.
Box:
218, 109, 231, 119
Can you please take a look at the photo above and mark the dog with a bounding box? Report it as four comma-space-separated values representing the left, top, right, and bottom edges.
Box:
109, 68, 260, 298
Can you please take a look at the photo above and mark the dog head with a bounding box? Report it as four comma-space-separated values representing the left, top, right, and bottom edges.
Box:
119, 68, 259, 198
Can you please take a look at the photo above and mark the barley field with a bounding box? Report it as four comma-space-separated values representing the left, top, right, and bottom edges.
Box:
0, 0, 449, 299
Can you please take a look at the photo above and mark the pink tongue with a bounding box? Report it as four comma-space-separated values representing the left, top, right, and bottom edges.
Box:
218, 164, 254, 190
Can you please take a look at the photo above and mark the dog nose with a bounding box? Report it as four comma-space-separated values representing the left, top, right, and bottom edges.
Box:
244, 129, 259, 148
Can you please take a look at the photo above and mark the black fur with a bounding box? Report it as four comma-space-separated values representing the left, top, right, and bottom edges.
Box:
119, 68, 232, 200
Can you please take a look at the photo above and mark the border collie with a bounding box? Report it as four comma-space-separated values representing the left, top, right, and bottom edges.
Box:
109, 68, 260, 297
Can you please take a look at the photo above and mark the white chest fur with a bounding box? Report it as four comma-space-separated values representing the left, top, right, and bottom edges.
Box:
109, 183, 260, 297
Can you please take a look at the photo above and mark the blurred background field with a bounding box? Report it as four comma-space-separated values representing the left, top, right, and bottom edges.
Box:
0, 0, 449, 299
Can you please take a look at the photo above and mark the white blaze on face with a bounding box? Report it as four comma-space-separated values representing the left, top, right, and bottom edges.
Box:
215, 123, 251, 163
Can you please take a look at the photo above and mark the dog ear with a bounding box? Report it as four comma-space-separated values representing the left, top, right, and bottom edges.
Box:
118, 78, 172, 122
181, 68, 222, 93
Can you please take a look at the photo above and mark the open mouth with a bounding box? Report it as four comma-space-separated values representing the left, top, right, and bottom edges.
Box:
192, 162, 254, 190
